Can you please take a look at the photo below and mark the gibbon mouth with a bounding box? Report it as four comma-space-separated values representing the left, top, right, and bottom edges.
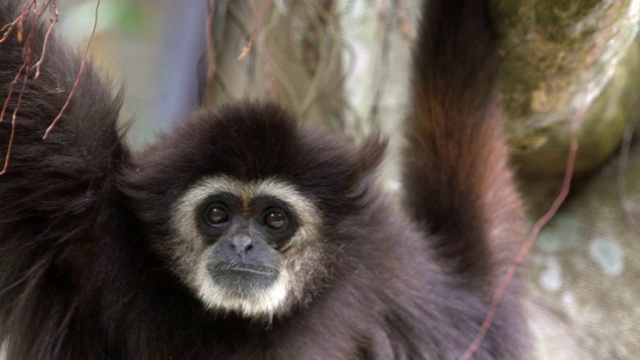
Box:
208, 262, 279, 279
223, 266, 276, 277
209, 263, 279, 293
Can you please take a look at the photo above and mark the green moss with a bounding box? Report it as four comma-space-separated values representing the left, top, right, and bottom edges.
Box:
492, 0, 640, 176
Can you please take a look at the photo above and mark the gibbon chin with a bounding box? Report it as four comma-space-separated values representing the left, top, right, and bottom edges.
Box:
0, 0, 528, 359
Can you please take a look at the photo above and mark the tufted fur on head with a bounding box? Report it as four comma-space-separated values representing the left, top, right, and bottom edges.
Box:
122, 104, 386, 319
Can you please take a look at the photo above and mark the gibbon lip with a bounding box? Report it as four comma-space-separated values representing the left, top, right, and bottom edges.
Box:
221, 265, 276, 277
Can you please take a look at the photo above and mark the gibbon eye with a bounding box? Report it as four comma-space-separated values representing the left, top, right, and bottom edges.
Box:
206, 206, 230, 225
263, 209, 288, 230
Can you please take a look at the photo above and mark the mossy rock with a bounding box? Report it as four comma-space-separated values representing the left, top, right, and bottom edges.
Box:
492, 0, 640, 176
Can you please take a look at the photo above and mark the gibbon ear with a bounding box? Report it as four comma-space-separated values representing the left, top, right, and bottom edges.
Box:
308, 135, 387, 218
353, 135, 388, 185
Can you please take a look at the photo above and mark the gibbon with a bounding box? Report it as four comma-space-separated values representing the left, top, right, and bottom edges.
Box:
0, 0, 528, 358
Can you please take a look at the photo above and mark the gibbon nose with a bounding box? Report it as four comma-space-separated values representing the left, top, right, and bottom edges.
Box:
230, 234, 253, 256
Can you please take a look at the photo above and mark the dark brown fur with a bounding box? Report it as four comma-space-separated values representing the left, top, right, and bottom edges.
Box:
0, 0, 527, 359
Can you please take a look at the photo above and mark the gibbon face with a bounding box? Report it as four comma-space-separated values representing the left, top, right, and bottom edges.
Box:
169, 175, 324, 317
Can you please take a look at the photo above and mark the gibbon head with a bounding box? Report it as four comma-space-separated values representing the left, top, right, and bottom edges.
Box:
126, 103, 385, 319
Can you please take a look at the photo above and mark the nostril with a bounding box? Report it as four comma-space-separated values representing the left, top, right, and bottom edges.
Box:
231, 234, 253, 254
